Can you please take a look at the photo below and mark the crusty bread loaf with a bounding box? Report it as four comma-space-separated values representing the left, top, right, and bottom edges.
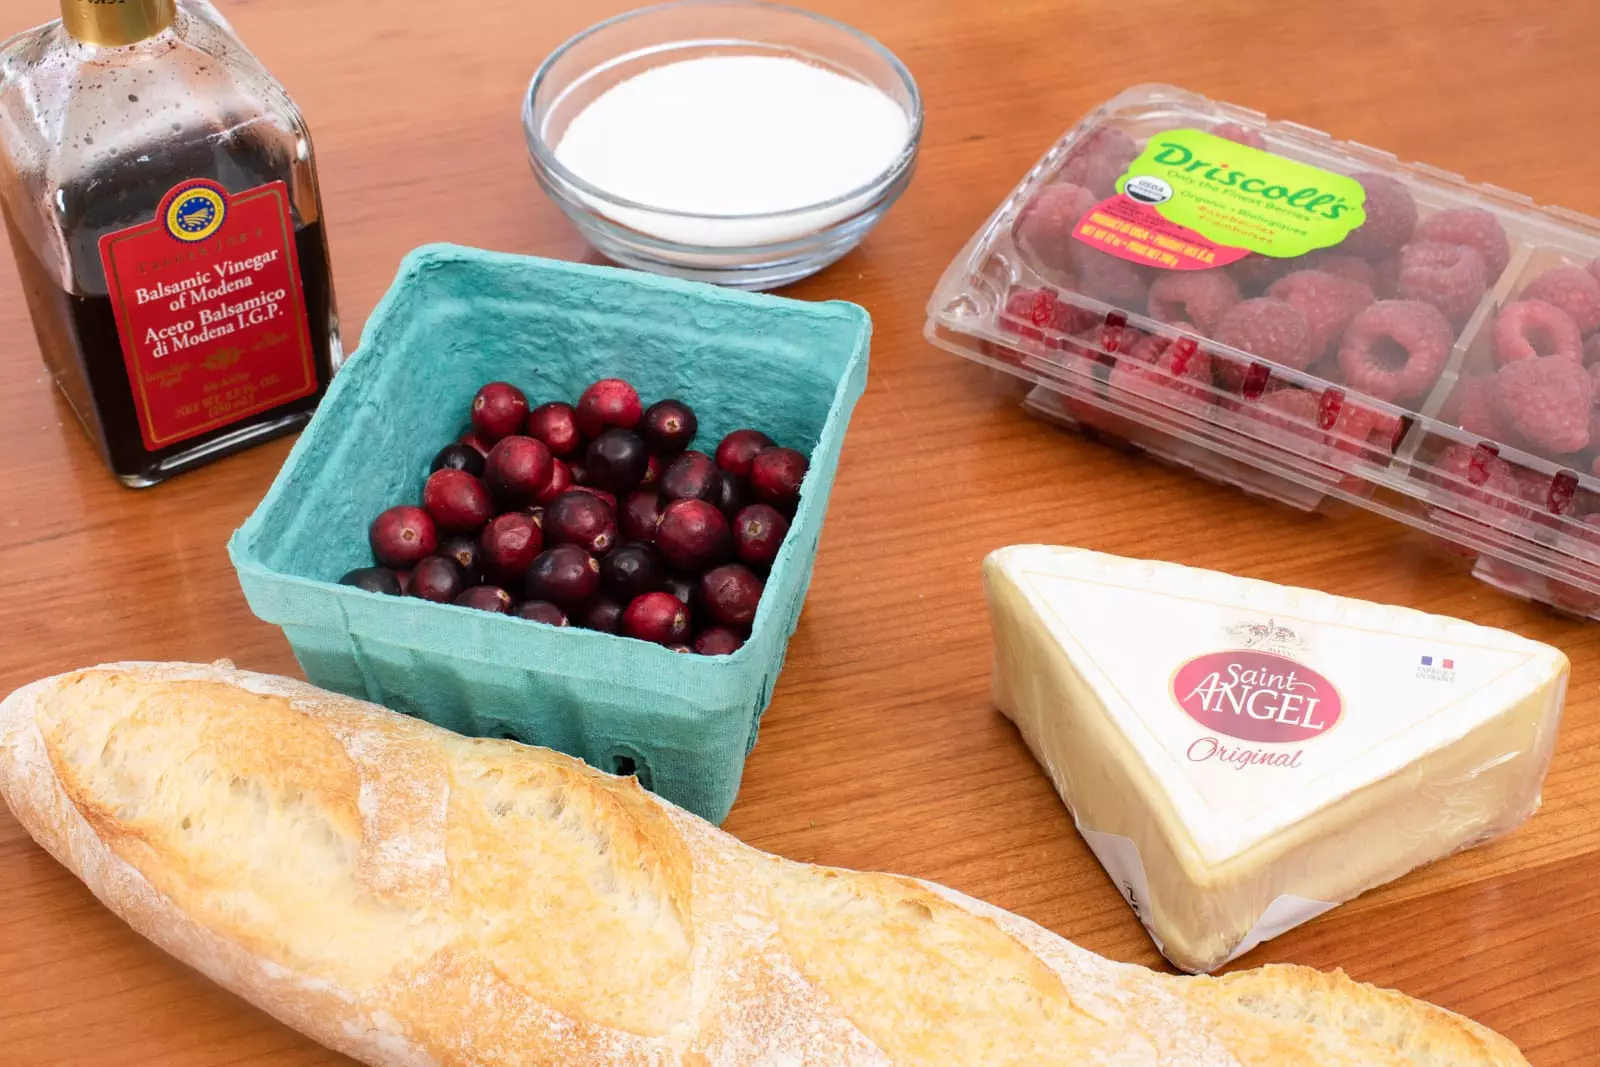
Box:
0, 662, 1529, 1066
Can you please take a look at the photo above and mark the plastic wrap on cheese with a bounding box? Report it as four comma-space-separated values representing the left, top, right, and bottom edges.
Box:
982, 544, 1569, 974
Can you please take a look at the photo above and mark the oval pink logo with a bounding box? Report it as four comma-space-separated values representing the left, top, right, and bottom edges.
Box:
1171, 649, 1341, 744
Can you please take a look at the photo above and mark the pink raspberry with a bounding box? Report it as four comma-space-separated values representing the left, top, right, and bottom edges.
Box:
1013, 182, 1097, 277
1491, 299, 1583, 365
1211, 122, 1267, 149
1108, 333, 1214, 413
1342, 173, 1417, 260
1305, 253, 1378, 292
1521, 265, 1600, 335
1430, 443, 1527, 514
1395, 241, 1487, 329
1372, 254, 1401, 298
1147, 270, 1242, 333
1213, 297, 1313, 371
1058, 126, 1140, 199
1073, 245, 1150, 307
1236, 386, 1397, 463
1229, 253, 1295, 295
998, 287, 1100, 349
1585, 334, 1600, 367
1450, 375, 1516, 442
1413, 207, 1512, 280
1493, 356, 1593, 453
1267, 269, 1375, 358
1587, 259, 1600, 291
1337, 300, 1452, 402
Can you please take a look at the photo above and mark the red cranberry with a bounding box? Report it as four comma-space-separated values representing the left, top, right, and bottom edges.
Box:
457, 425, 494, 457
602, 542, 665, 602
536, 459, 573, 505
423, 469, 494, 533
408, 556, 467, 603
662, 573, 698, 613
340, 566, 402, 596
525, 544, 600, 607
576, 378, 643, 438
715, 429, 773, 478
370, 505, 437, 568
431, 442, 485, 478
571, 484, 618, 510
484, 435, 553, 510
660, 450, 718, 502
712, 471, 747, 520
700, 564, 763, 629
545, 491, 618, 555
479, 512, 544, 586
396, 568, 414, 594
733, 504, 788, 569
749, 447, 808, 514
516, 600, 569, 626
657, 498, 731, 571
454, 585, 514, 613
527, 401, 582, 457
623, 591, 691, 645
586, 428, 650, 493
693, 627, 744, 656
471, 381, 530, 443
577, 597, 624, 633
641, 454, 662, 488
568, 459, 590, 486
641, 399, 698, 454
621, 490, 665, 543
438, 533, 485, 585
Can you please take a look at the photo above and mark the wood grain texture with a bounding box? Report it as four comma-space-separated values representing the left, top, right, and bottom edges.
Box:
0, 0, 1597, 1063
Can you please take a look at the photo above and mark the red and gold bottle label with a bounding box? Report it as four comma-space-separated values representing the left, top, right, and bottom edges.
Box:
99, 179, 317, 451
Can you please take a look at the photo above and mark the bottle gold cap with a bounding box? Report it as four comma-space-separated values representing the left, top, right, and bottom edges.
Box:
61, 0, 177, 47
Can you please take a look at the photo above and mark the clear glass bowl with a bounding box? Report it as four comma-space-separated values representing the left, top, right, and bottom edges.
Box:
523, 1, 922, 291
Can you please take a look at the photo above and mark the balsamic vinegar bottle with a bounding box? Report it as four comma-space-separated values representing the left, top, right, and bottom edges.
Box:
0, 0, 341, 487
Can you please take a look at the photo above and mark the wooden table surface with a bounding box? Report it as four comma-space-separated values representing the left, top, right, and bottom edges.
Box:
4, 0, 1600, 1063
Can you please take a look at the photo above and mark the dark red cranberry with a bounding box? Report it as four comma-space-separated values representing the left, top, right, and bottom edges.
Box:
545, 491, 618, 556
340, 566, 402, 596
471, 381, 530, 443
516, 600, 570, 626
370, 505, 437, 568
733, 504, 788, 569
479, 512, 543, 586
749, 447, 808, 514
454, 585, 514, 613
662, 573, 698, 613
693, 627, 745, 656
641, 454, 662, 487
575, 378, 643, 438
438, 533, 485, 585
423, 469, 494, 533
396, 568, 414, 594
431, 442, 486, 478
525, 544, 601, 607
484, 435, 554, 510
715, 429, 773, 478
527, 401, 582, 457
408, 556, 467, 603
536, 459, 573, 505
572, 485, 618, 509
700, 564, 764, 629
641, 399, 698, 454
457, 425, 494, 457
657, 498, 732, 571
577, 597, 624, 633
569, 459, 590, 486
660, 450, 718, 502
601, 542, 665, 602
623, 591, 691, 645
585, 428, 650, 494
621, 490, 666, 543
712, 470, 747, 520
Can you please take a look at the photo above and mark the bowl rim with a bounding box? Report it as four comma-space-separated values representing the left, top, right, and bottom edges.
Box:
522, 0, 924, 226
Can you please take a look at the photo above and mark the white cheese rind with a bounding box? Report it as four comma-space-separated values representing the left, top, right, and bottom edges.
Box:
983, 545, 1569, 974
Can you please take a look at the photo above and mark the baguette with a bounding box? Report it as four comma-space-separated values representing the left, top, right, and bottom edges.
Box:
0, 662, 1530, 1066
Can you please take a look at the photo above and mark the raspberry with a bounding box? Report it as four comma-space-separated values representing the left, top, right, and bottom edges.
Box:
1342, 173, 1417, 260
1588, 259, 1600, 291
1430, 443, 1526, 513
1108, 333, 1215, 417
1211, 122, 1267, 149
1372, 254, 1401, 298
1588, 362, 1600, 449
1394, 241, 1487, 330
1450, 375, 1516, 442
1413, 207, 1511, 280
1229, 253, 1295, 295
1305, 253, 1378, 293
998, 286, 1099, 347
1521, 265, 1600, 335
1147, 270, 1242, 333
1266, 270, 1374, 358
1240, 385, 1394, 462
1586, 334, 1600, 367
1058, 126, 1140, 199
1337, 299, 1452, 402
1493, 356, 1593, 453
1491, 299, 1583, 365
1073, 245, 1150, 307
1013, 182, 1097, 277
1213, 297, 1313, 370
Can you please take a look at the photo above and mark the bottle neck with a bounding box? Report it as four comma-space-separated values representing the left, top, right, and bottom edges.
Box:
61, 0, 177, 47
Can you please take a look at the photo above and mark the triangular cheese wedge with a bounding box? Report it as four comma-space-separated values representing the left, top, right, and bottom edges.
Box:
983, 545, 1569, 974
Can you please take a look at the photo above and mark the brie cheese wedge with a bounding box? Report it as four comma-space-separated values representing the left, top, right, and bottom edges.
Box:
983, 545, 1569, 973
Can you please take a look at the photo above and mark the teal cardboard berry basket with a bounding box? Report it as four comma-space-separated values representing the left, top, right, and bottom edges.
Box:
228, 245, 871, 822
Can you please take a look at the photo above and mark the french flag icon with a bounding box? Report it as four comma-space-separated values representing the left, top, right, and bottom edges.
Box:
1421, 655, 1454, 669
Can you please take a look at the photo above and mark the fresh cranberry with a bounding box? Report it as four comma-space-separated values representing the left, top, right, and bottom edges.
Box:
714, 429, 773, 478
524, 544, 600, 607
454, 585, 514, 613
470, 381, 530, 443
545, 490, 617, 555
662, 573, 698, 614
641, 399, 698, 454
577, 597, 624, 633
431, 442, 485, 478
479, 512, 544, 586
369, 505, 437, 568
733, 504, 788, 569
621, 490, 666, 543
660, 450, 718, 502
602, 542, 665, 602
457, 425, 494, 457
438, 533, 485, 585
423, 469, 494, 533
516, 600, 569, 626
408, 556, 467, 603
693, 627, 744, 656
641, 455, 663, 487
536, 459, 573, 505
568, 459, 590, 486
585, 428, 650, 493
339, 566, 402, 596
576, 378, 643, 438
700, 563, 763, 629
484, 436, 553, 510
395, 568, 414, 594
657, 498, 732, 571
712, 471, 747, 520
527, 401, 582, 457
749, 447, 808, 514
571, 485, 618, 510
623, 591, 691, 645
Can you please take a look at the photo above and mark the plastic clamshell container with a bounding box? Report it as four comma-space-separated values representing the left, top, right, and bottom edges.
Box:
927, 84, 1600, 620
229, 245, 871, 823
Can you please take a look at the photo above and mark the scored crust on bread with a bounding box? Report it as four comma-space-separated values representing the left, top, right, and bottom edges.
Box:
0, 663, 1531, 1066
